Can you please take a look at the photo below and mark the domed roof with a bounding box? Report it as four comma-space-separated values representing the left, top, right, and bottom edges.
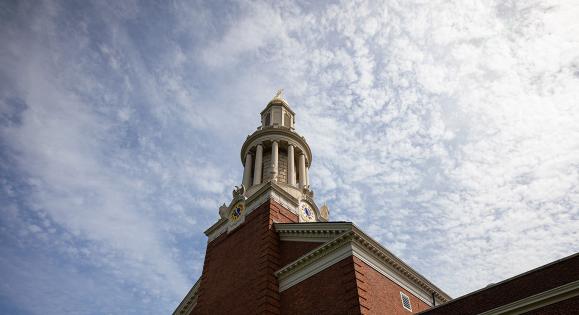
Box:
260, 89, 295, 115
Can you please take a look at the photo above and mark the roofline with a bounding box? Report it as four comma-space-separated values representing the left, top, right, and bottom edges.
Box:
172, 278, 201, 315
260, 98, 295, 116
417, 252, 579, 314
274, 222, 451, 302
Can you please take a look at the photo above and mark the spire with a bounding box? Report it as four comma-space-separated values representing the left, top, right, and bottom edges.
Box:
236, 93, 323, 222
273, 88, 284, 100
260, 89, 295, 129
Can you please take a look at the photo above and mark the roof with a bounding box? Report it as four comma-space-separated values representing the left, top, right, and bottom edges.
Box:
419, 252, 579, 315
260, 97, 295, 116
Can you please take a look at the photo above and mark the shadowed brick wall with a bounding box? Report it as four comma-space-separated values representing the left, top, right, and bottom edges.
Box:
192, 200, 298, 315
280, 256, 363, 315
279, 241, 322, 267
420, 254, 579, 315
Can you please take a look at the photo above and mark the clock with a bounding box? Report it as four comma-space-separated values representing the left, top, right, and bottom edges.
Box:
230, 202, 245, 222
299, 202, 316, 222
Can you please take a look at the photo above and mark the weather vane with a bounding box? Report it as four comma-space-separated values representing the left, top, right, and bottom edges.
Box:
274, 88, 284, 99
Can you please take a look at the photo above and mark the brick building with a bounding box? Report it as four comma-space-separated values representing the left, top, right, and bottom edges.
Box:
173, 93, 579, 314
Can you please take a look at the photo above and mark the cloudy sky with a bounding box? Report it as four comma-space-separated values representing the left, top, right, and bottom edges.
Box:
1, 0, 578, 314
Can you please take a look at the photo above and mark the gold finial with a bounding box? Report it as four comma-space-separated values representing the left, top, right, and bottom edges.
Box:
274, 89, 284, 99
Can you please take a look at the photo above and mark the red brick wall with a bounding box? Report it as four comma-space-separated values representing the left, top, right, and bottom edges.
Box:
279, 241, 322, 267
192, 200, 298, 315
354, 256, 431, 314
280, 256, 363, 315
279, 255, 432, 315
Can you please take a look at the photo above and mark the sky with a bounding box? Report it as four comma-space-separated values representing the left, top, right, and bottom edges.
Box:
1, 0, 578, 314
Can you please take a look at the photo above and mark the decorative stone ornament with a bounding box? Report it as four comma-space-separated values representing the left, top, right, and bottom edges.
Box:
218, 203, 229, 219
232, 185, 246, 198
319, 203, 330, 221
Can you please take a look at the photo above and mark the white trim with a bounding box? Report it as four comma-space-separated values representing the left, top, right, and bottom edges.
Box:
352, 242, 435, 306
205, 219, 227, 243
277, 238, 437, 306
276, 222, 350, 242
173, 278, 201, 315
274, 223, 451, 303
478, 280, 579, 315
279, 243, 353, 291
279, 236, 332, 243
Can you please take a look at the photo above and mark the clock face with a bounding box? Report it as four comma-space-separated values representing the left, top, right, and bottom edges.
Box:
230, 202, 245, 222
300, 203, 316, 222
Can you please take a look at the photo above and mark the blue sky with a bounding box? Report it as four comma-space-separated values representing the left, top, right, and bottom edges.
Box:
1, 0, 578, 314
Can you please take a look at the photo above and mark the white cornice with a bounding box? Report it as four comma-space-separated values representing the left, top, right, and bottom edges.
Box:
172, 278, 200, 315
274, 223, 451, 304
275, 222, 352, 242
204, 219, 227, 243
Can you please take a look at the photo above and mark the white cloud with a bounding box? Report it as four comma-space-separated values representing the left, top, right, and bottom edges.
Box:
1, 1, 578, 313
200, 0, 579, 297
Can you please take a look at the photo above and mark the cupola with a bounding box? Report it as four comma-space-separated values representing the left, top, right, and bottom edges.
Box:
260, 90, 295, 129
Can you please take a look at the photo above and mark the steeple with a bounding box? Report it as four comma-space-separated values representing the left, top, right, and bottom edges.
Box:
259, 89, 295, 129
177, 92, 451, 315
236, 91, 325, 222
211, 92, 327, 237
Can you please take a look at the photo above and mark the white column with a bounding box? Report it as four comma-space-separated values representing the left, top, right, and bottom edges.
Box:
242, 153, 253, 188
271, 141, 279, 182
298, 153, 306, 188
306, 165, 310, 187
253, 144, 263, 185
287, 144, 295, 186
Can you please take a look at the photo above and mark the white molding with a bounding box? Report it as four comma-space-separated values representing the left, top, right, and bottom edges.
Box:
270, 190, 298, 215
172, 278, 201, 315
478, 280, 579, 315
245, 182, 299, 216
352, 242, 434, 306
276, 236, 437, 306
245, 188, 269, 214
279, 243, 353, 292
278, 236, 333, 243
205, 219, 227, 243
274, 223, 451, 304
275, 222, 351, 242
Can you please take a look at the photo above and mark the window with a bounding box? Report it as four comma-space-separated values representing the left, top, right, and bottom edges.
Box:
284, 113, 291, 127
400, 292, 412, 311
264, 112, 271, 126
